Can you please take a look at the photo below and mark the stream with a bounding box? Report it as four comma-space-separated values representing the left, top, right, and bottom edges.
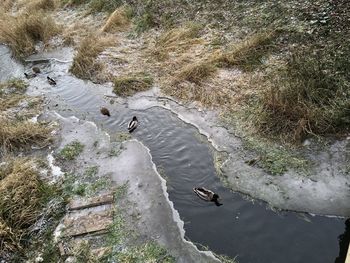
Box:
1, 45, 349, 263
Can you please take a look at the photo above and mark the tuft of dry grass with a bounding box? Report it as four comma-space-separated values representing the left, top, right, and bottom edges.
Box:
0, 219, 21, 255
0, 79, 28, 112
0, 118, 53, 153
212, 31, 276, 70
0, 11, 60, 58
0, 159, 45, 228
248, 51, 350, 141
70, 34, 115, 81
0, 158, 55, 258
102, 6, 130, 32
173, 61, 216, 84
113, 73, 153, 96
152, 23, 203, 60
157, 23, 202, 47
26, 0, 56, 11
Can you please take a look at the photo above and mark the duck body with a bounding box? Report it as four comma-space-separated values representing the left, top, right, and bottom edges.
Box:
47, 76, 56, 85
32, 67, 41, 74
128, 116, 138, 132
24, 72, 37, 79
100, 107, 111, 117
193, 187, 222, 206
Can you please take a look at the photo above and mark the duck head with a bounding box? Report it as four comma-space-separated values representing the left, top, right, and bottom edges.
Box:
133, 116, 138, 121
212, 194, 223, 206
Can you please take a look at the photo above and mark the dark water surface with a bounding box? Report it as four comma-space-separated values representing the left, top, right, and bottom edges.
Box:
1, 47, 348, 263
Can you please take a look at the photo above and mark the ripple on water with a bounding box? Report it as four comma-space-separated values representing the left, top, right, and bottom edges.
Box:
18, 54, 349, 263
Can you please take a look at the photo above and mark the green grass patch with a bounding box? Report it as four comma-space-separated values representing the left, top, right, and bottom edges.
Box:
115, 242, 175, 262
244, 137, 309, 175
113, 73, 153, 97
62, 172, 110, 197
58, 141, 84, 161
110, 132, 132, 142
84, 165, 99, 178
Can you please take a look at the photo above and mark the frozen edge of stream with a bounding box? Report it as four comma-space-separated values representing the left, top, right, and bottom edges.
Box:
50, 112, 220, 263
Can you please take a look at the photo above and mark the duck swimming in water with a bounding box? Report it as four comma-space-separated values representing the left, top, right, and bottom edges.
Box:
24, 72, 37, 79
193, 187, 222, 206
32, 67, 41, 74
100, 107, 111, 117
128, 116, 138, 133
47, 76, 56, 85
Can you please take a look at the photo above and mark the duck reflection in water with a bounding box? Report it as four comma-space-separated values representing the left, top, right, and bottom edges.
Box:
335, 218, 350, 263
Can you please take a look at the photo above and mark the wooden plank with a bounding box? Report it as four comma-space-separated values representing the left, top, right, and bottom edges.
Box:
63, 210, 113, 237
68, 193, 114, 210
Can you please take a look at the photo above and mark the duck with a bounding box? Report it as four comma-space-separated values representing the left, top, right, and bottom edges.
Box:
32, 67, 41, 74
128, 116, 138, 132
47, 76, 56, 85
193, 187, 223, 206
100, 107, 111, 117
24, 72, 37, 79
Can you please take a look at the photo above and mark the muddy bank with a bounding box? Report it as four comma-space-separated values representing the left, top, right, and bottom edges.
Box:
50, 112, 219, 262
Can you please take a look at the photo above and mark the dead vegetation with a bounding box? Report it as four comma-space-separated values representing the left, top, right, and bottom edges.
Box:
70, 34, 115, 82
26, 0, 56, 11
0, 80, 53, 154
102, 5, 131, 32
0, 10, 60, 58
113, 73, 153, 96
151, 23, 203, 60
257, 51, 350, 141
173, 61, 216, 85
0, 80, 27, 112
0, 118, 53, 153
0, 158, 54, 258
212, 31, 277, 70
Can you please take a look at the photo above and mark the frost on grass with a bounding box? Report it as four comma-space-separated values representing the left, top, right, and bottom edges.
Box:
58, 140, 84, 161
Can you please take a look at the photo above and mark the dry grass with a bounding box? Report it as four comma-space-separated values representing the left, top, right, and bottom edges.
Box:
0, 158, 54, 258
0, 95, 26, 112
152, 23, 203, 60
212, 31, 276, 70
157, 23, 202, 47
0, 118, 53, 153
70, 34, 115, 81
0, 219, 21, 255
102, 5, 130, 32
113, 73, 153, 96
26, 0, 56, 11
173, 61, 216, 84
0, 11, 60, 58
0, 79, 28, 112
0, 0, 14, 11
256, 52, 350, 141
0, 159, 45, 228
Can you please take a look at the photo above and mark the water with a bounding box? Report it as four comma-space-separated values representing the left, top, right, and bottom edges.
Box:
0, 46, 348, 263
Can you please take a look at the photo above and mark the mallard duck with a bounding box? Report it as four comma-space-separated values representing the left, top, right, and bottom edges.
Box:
193, 187, 222, 206
32, 67, 41, 74
47, 76, 56, 85
24, 72, 37, 79
100, 107, 110, 117
128, 116, 138, 132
